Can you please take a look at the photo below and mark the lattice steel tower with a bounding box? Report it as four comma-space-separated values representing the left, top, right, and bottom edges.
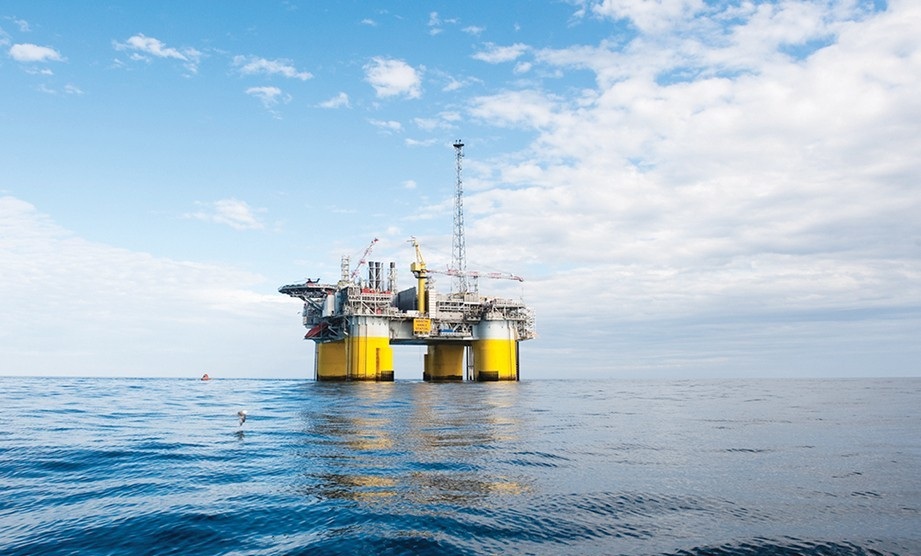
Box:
452, 140, 468, 293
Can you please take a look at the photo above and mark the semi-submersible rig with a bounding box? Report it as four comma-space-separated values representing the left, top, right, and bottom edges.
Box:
279, 142, 535, 381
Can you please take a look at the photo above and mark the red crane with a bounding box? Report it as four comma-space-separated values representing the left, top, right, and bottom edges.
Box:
349, 238, 379, 282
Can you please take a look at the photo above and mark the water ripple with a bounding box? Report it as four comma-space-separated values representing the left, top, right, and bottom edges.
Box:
1, 377, 919, 555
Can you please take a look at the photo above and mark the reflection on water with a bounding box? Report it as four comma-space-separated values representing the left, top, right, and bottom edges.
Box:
298, 382, 526, 505
3, 377, 919, 555
314, 473, 398, 500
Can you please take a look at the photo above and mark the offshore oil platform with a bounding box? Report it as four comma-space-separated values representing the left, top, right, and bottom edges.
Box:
279, 141, 535, 381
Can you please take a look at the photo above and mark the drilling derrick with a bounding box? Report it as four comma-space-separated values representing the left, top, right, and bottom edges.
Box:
279, 140, 535, 382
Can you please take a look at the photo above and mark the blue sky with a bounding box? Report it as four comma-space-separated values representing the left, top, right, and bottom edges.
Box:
2, 0, 919, 379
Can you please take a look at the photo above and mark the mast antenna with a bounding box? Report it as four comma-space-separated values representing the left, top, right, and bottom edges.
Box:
452, 140, 468, 293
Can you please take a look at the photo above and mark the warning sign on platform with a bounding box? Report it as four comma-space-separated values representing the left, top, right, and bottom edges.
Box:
413, 318, 432, 334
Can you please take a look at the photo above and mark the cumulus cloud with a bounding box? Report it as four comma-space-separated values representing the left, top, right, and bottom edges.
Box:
9, 43, 63, 62
469, 90, 559, 128
113, 34, 201, 73
233, 55, 312, 80
514, 61, 532, 74
442, 77, 464, 92
368, 119, 403, 133
592, 0, 706, 34
364, 57, 422, 99
472, 43, 529, 63
245, 86, 291, 116
318, 92, 350, 108
456, 0, 921, 375
185, 198, 267, 230
116, 34, 186, 60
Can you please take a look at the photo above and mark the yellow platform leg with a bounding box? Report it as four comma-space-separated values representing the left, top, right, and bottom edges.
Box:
316, 341, 348, 381
346, 317, 394, 381
473, 320, 519, 381
423, 344, 465, 381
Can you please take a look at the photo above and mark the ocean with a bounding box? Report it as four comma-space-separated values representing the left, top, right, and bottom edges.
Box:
1, 377, 918, 555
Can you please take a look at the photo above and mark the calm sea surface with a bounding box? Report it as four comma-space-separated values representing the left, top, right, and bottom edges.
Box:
1, 377, 919, 555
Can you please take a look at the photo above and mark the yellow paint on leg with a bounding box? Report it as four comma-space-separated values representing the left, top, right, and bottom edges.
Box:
316, 341, 348, 381
423, 344, 464, 381
347, 335, 394, 381
473, 339, 518, 381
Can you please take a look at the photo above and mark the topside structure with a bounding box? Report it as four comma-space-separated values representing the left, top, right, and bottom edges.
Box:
279, 141, 535, 381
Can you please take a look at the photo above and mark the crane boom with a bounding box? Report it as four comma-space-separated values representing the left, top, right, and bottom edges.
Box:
428, 267, 524, 282
349, 238, 379, 282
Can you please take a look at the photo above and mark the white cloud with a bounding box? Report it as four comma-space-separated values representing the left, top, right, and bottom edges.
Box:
413, 112, 462, 132
318, 92, 350, 108
25, 66, 54, 76
245, 86, 291, 114
405, 138, 438, 147
592, 0, 706, 34
3, 16, 31, 32
472, 42, 529, 63
413, 117, 440, 131
9, 43, 63, 62
441, 72, 483, 92
233, 55, 312, 80
33, 82, 84, 95
469, 90, 559, 128
403, 180, 418, 189
463, 26, 485, 36
443, 77, 464, 92
368, 119, 403, 133
113, 34, 201, 73
364, 57, 422, 99
428, 11, 443, 35
185, 198, 267, 230
454, 0, 921, 375
0, 196, 298, 376
117, 34, 186, 60
360, 18, 378, 26
427, 11, 458, 35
